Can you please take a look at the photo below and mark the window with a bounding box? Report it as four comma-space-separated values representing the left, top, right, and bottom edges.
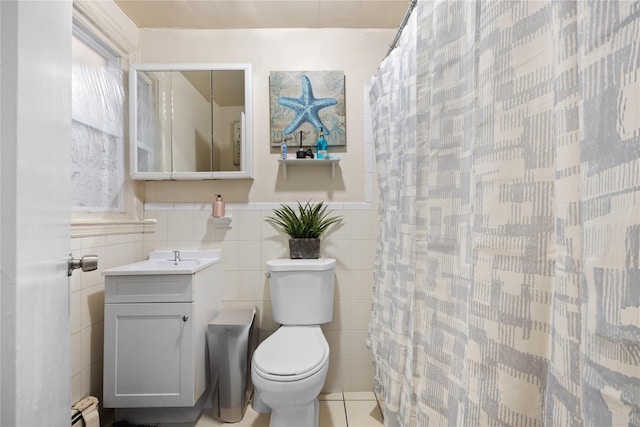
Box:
71, 20, 124, 212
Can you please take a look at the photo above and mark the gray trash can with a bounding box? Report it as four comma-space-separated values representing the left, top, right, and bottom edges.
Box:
207, 308, 258, 422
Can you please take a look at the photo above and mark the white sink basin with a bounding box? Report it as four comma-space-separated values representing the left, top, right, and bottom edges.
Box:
102, 250, 221, 276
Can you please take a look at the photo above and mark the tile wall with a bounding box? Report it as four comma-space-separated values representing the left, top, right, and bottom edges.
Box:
142, 202, 377, 392
69, 233, 146, 405
68, 204, 377, 407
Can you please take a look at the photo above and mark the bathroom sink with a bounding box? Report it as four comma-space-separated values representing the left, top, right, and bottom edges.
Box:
102, 250, 221, 276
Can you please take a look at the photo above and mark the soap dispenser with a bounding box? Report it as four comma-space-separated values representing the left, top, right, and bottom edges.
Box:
212, 195, 225, 218
316, 127, 328, 159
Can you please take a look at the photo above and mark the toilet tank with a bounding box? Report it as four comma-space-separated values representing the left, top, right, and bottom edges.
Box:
266, 258, 336, 325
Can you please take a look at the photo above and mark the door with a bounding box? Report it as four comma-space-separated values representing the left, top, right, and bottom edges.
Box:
0, 1, 72, 425
104, 303, 195, 408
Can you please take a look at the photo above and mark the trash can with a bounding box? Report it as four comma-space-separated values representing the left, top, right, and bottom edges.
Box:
207, 307, 258, 422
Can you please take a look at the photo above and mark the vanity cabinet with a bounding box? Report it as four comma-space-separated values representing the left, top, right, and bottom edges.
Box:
103, 255, 222, 409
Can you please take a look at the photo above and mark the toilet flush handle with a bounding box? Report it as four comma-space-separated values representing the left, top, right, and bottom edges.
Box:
265, 272, 271, 278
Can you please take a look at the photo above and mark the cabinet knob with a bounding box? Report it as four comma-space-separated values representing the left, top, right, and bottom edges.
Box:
182, 315, 189, 322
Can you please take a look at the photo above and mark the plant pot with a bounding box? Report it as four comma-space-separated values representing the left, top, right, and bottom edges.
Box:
288, 238, 320, 259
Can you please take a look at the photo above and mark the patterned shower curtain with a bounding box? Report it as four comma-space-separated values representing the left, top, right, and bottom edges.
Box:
369, 1, 640, 426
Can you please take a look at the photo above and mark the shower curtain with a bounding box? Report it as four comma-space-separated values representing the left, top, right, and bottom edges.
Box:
369, 1, 640, 426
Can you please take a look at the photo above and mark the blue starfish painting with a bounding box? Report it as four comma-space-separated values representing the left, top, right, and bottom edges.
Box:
277, 75, 338, 135
270, 71, 346, 146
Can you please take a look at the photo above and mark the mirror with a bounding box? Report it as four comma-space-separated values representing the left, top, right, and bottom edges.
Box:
129, 63, 253, 180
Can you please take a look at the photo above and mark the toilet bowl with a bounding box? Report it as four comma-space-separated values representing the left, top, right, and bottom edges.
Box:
251, 326, 329, 427
251, 258, 336, 427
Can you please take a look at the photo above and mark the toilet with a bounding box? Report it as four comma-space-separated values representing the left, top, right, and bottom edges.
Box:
251, 258, 336, 427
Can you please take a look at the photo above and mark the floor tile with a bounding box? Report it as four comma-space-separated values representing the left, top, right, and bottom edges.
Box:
319, 400, 347, 427
319, 392, 344, 401
343, 391, 376, 401
190, 408, 226, 426
345, 400, 384, 427
191, 392, 383, 426
234, 406, 270, 427
193, 406, 270, 427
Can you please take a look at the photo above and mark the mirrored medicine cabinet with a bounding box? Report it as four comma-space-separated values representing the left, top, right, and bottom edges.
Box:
129, 63, 253, 180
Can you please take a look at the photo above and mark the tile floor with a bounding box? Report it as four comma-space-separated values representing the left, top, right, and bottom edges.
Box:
183, 391, 384, 427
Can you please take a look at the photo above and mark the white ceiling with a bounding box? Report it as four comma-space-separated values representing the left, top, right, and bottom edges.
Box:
113, 0, 410, 29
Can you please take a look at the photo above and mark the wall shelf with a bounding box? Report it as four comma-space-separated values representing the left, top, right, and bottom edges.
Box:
209, 215, 232, 228
278, 157, 340, 181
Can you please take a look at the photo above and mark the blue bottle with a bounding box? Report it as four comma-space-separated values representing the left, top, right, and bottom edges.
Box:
281, 139, 287, 160
316, 128, 328, 159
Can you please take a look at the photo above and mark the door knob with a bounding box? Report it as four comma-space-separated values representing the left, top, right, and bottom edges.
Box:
67, 253, 98, 277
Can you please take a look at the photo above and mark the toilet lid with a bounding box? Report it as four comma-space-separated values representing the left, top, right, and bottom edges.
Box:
253, 327, 327, 377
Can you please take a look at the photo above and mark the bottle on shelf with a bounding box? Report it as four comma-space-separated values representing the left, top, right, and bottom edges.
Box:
316, 127, 328, 159
212, 194, 225, 218
281, 138, 288, 160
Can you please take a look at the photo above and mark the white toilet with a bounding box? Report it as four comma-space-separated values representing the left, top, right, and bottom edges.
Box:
251, 258, 336, 427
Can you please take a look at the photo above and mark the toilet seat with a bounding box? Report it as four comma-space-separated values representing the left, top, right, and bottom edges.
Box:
253, 326, 329, 382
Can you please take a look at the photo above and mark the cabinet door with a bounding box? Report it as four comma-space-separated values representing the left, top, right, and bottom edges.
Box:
104, 303, 194, 408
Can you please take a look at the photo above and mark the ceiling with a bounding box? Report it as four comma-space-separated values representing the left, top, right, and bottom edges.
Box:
113, 0, 410, 30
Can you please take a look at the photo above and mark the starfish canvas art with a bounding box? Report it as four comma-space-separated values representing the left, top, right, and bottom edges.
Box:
270, 71, 346, 147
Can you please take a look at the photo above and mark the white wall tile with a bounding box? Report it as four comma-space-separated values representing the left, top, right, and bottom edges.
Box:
260, 239, 288, 267
80, 327, 92, 371
71, 332, 82, 376
322, 239, 352, 271
238, 270, 264, 301
350, 240, 376, 270
351, 269, 374, 300
80, 284, 104, 330
71, 374, 83, 407
237, 240, 262, 270
349, 211, 376, 240
236, 210, 262, 241
193, 210, 216, 241
216, 221, 239, 241
220, 240, 239, 270
350, 330, 373, 361
167, 210, 195, 241
351, 300, 373, 330
221, 270, 239, 302
70, 238, 82, 251
349, 361, 375, 392
324, 360, 350, 392
81, 235, 106, 250
334, 269, 353, 301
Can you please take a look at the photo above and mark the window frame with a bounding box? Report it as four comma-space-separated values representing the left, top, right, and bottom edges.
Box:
70, 10, 149, 237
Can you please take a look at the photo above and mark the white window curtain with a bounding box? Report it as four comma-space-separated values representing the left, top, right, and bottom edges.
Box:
369, 1, 640, 426
71, 20, 124, 211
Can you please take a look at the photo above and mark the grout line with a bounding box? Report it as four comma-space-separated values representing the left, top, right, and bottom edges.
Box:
342, 392, 349, 427
374, 390, 384, 422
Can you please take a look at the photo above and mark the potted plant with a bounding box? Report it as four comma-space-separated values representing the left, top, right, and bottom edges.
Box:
266, 201, 342, 259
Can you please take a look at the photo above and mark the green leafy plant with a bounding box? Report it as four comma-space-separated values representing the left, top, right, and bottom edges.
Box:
266, 201, 342, 239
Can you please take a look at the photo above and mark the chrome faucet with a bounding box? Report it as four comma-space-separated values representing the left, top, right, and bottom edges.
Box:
173, 250, 181, 262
